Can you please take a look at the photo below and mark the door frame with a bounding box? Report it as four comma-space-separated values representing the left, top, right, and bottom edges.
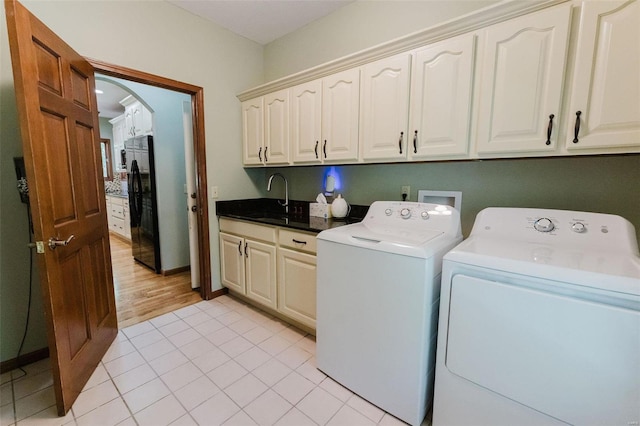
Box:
89, 59, 212, 300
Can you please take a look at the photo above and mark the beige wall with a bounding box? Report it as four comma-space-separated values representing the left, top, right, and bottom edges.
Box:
0, 0, 264, 361
264, 0, 497, 80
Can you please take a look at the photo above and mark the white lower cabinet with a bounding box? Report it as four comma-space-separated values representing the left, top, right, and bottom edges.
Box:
219, 218, 277, 309
106, 195, 130, 240
277, 229, 317, 329
219, 218, 317, 330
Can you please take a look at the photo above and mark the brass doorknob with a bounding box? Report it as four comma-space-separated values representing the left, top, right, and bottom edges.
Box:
48, 235, 75, 250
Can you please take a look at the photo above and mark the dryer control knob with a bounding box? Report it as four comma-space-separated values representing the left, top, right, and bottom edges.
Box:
385, 208, 393, 216
572, 222, 586, 233
400, 208, 411, 219
534, 217, 555, 232
421, 211, 430, 220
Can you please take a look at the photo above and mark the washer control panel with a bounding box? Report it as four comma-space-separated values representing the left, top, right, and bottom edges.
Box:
364, 201, 460, 235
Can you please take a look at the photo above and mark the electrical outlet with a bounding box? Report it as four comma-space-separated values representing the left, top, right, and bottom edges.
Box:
211, 186, 219, 199
401, 185, 410, 200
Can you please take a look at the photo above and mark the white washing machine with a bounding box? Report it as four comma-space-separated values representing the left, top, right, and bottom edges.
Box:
433, 207, 640, 426
316, 201, 462, 426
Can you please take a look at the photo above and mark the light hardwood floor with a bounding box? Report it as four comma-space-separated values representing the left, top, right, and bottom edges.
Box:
110, 235, 202, 328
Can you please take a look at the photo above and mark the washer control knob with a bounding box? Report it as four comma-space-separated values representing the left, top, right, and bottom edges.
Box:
385, 208, 393, 216
534, 217, 555, 232
400, 208, 411, 219
421, 211, 430, 220
572, 222, 586, 233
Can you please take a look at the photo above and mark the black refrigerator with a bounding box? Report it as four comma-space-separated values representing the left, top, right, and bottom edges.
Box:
126, 135, 161, 273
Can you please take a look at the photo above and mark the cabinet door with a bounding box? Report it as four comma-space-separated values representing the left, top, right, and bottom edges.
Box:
242, 97, 264, 166
291, 80, 323, 163
476, 4, 571, 154
264, 89, 290, 165
277, 248, 317, 329
410, 35, 475, 159
566, 0, 639, 150
322, 68, 360, 162
361, 54, 411, 161
245, 239, 277, 309
220, 233, 246, 293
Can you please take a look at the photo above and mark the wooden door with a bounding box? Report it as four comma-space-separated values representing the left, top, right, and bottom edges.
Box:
360, 53, 411, 161
5, 0, 117, 415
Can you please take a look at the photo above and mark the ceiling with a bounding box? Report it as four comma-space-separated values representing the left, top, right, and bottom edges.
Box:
166, 0, 354, 45
95, 78, 130, 119
96, 1, 354, 119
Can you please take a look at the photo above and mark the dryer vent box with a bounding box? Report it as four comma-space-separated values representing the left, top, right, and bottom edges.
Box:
418, 190, 462, 212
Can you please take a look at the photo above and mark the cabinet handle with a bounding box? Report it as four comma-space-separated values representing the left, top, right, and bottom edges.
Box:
398, 132, 404, 154
238, 240, 242, 256
545, 114, 554, 146
314, 141, 319, 159
413, 130, 418, 154
292, 239, 307, 245
264, 146, 268, 162
244, 242, 248, 258
323, 140, 327, 158
573, 111, 582, 143
258, 147, 262, 162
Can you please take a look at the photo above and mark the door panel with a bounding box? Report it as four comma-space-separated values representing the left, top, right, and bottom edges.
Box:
6, 0, 118, 415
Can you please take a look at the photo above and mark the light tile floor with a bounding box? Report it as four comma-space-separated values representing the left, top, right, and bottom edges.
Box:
1, 295, 432, 426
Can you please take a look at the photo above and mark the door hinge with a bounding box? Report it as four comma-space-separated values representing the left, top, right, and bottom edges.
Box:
27, 241, 45, 253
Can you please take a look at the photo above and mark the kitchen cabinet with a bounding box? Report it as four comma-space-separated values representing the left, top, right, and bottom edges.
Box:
109, 115, 127, 172
264, 89, 290, 164
321, 68, 360, 162
121, 95, 153, 138
565, 0, 640, 151
242, 97, 264, 165
219, 218, 318, 329
242, 90, 290, 166
106, 195, 130, 240
360, 54, 412, 162
409, 34, 476, 159
219, 218, 277, 309
291, 80, 322, 163
277, 229, 317, 329
475, 4, 571, 155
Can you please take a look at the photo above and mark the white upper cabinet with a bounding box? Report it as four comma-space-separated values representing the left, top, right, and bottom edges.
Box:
109, 115, 127, 172
360, 54, 412, 161
475, 4, 572, 155
264, 89, 290, 165
321, 68, 360, 162
121, 95, 152, 138
291, 80, 323, 164
566, 0, 640, 151
242, 97, 264, 165
409, 34, 476, 159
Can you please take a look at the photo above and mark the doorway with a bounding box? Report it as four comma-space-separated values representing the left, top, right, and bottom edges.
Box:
90, 59, 213, 304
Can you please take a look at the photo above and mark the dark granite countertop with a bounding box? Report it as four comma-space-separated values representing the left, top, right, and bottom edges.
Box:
216, 198, 368, 233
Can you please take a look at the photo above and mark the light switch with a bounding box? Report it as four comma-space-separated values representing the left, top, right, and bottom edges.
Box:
211, 186, 219, 199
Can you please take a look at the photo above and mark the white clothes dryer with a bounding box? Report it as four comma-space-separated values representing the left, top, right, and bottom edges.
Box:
432, 207, 640, 426
317, 201, 462, 426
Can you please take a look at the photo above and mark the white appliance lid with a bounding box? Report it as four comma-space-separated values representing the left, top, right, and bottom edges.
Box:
317, 201, 463, 258
445, 236, 640, 296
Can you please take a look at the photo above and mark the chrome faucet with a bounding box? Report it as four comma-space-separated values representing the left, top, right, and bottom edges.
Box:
267, 173, 288, 214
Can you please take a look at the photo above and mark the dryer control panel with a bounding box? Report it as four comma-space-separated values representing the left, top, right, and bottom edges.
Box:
471, 207, 639, 255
